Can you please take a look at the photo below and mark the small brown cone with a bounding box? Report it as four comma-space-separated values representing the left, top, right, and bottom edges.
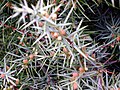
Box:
59, 29, 66, 36
73, 82, 78, 90
23, 59, 28, 64
16, 79, 19, 85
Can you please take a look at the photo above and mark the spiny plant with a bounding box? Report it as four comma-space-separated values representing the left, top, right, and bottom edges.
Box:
83, 2, 120, 73
0, 0, 120, 90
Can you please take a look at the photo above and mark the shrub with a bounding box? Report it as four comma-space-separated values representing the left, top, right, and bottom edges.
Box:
0, 0, 120, 90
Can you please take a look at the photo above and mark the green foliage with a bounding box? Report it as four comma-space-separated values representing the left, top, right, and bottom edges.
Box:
0, 0, 120, 90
